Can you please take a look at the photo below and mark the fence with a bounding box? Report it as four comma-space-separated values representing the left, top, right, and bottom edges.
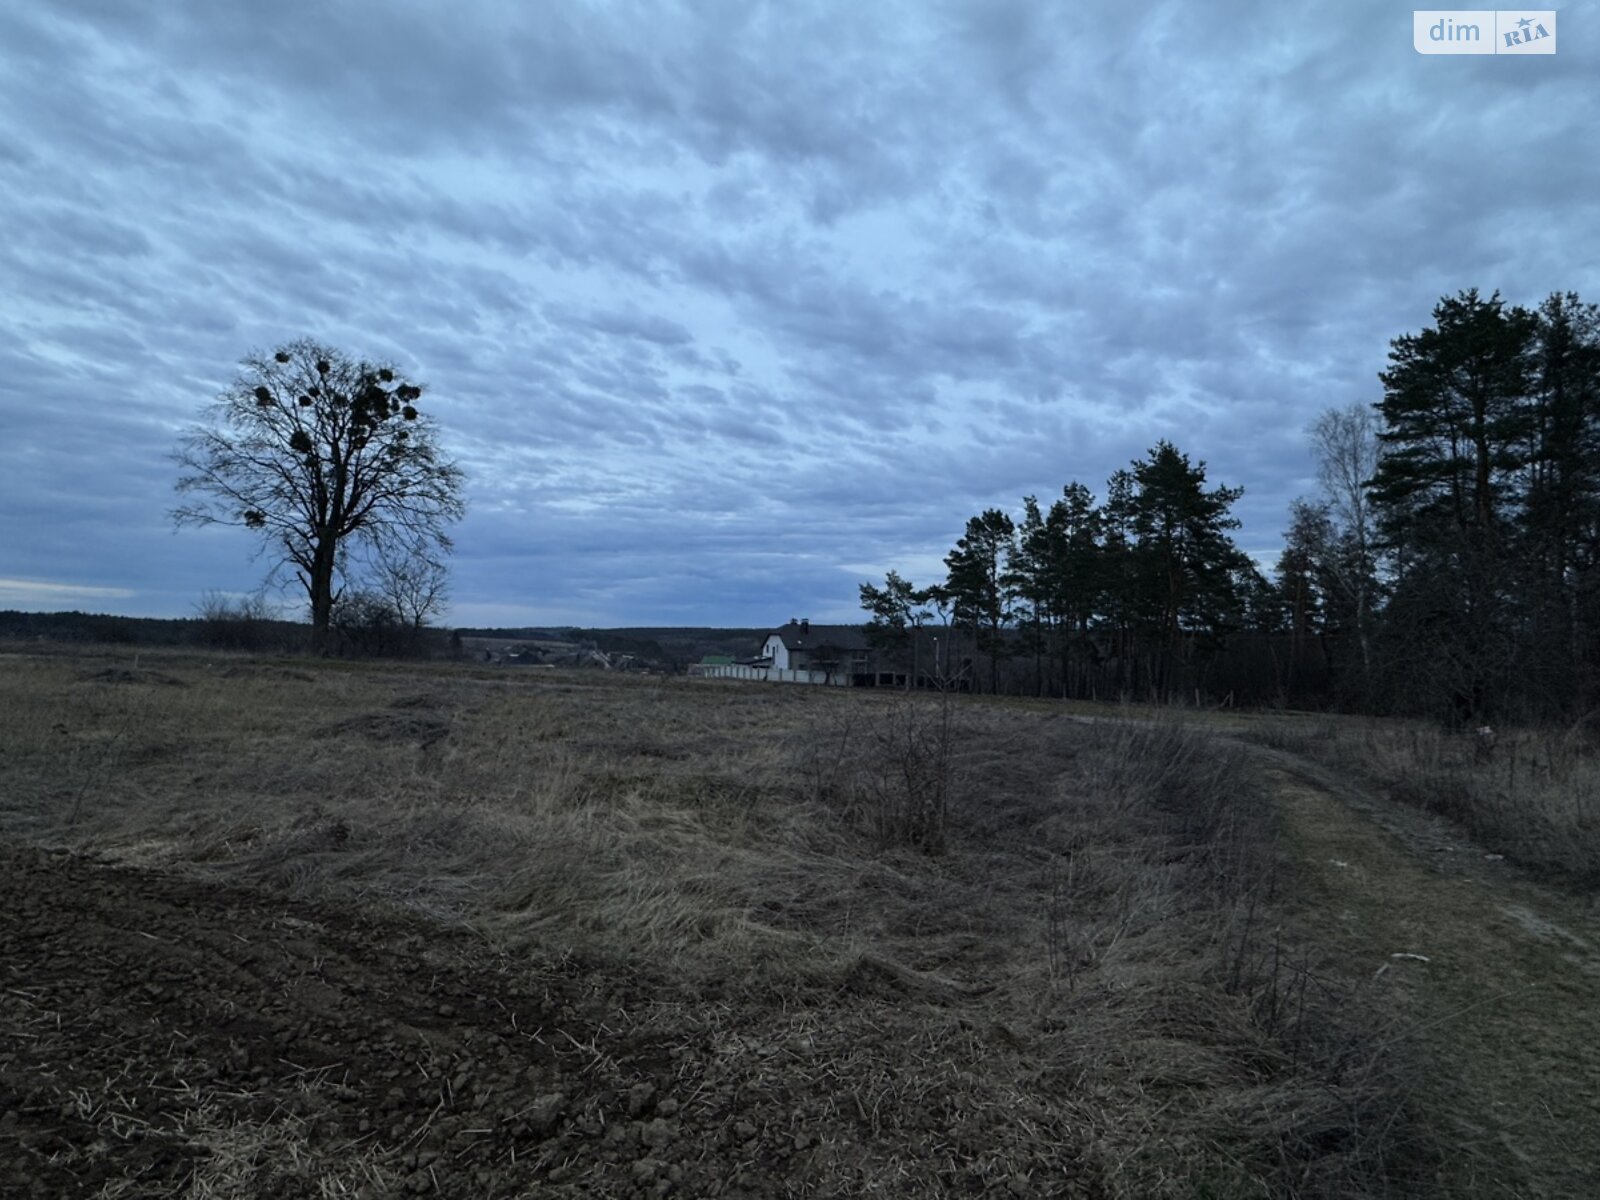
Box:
697, 663, 854, 686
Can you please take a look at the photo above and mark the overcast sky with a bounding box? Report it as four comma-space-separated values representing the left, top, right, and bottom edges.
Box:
2, 1, 1596, 628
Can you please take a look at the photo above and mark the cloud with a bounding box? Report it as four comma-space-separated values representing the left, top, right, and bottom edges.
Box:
0, 578, 135, 606
1, 0, 1597, 626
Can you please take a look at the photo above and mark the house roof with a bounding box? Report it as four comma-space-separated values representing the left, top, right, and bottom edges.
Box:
765, 622, 872, 652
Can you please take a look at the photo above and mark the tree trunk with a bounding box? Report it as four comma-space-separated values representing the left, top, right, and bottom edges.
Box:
308, 537, 338, 654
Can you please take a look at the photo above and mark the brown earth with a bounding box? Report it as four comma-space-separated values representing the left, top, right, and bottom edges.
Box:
0, 838, 1094, 1200
6, 838, 1058, 1200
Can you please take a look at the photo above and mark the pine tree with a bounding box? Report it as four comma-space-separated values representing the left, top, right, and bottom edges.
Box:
1128, 442, 1249, 697
944, 509, 1017, 693
859, 570, 932, 689
1369, 289, 1537, 718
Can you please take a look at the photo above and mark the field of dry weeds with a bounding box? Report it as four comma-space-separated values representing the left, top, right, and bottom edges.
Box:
2, 647, 1432, 1197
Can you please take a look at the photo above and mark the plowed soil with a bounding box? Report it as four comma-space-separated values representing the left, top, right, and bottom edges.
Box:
0, 840, 906, 1199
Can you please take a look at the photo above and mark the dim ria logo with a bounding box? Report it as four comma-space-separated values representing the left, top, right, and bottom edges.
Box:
1414, 10, 1556, 53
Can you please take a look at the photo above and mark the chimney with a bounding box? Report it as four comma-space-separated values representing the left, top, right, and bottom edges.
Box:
801, 618, 810, 633
789, 617, 799, 628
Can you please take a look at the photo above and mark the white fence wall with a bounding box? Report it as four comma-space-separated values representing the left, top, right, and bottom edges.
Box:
698, 664, 851, 687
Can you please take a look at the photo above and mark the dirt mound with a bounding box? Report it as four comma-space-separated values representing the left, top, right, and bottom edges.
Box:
219, 665, 315, 682
316, 711, 449, 747
389, 692, 448, 710
76, 667, 187, 687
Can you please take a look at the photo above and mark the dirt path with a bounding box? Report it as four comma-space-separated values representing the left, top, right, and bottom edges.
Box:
1265, 763, 1600, 1198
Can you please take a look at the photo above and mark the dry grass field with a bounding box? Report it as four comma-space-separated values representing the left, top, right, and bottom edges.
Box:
0, 644, 1547, 1198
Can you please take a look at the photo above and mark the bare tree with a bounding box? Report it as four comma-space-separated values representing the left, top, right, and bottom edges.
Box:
330, 589, 408, 657
173, 339, 465, 652
193, 590, 284, 651
372, 547, 450, 636
1309, 403, 1379, 676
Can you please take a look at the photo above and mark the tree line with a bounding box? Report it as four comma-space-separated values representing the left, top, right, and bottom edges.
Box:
860, 441, 1272, 702
863, 289, 1600, 724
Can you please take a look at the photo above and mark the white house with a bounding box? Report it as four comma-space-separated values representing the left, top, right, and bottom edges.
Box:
699, 619, 889, 686
758, 619, 873, 677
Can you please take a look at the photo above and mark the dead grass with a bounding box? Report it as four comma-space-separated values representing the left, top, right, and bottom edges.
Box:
0, 647, 1431, 1196
84, 1082, 404, 1200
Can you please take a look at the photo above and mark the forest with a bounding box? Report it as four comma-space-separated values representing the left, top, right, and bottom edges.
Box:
861, 289, 1600, 724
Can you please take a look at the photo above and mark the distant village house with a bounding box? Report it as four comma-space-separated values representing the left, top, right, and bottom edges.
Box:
697, 619, 908, 687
